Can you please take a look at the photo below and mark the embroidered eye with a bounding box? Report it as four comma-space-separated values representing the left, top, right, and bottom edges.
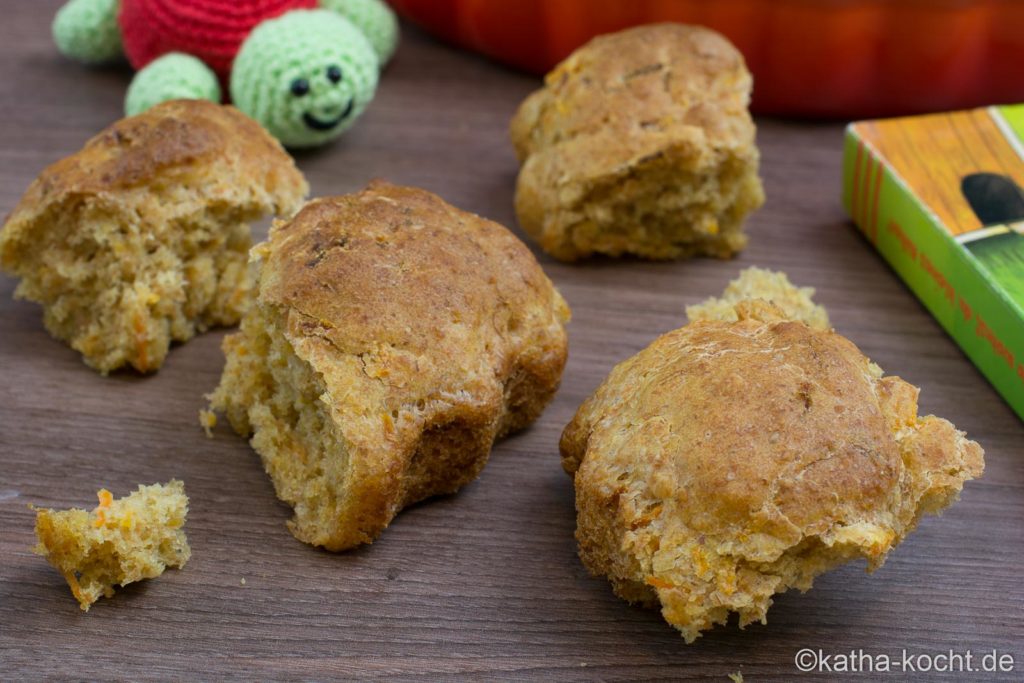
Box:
290, 78, 310, 97
326, 65, 342, 83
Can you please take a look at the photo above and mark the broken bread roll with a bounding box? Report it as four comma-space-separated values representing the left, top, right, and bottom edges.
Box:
0, 99, 308, 373
208, 181, 570, 551
33, 481, 190, 611
561, 300, 983, 642
687, 266, 830, 330
510, 23, 764, 261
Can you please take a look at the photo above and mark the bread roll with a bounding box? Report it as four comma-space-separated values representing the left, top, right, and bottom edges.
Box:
209, 181, 570, 550
0, 100, 307, 373
511, 24, 764, 261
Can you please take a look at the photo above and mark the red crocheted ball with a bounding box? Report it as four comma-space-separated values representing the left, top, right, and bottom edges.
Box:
119, 0, 318, 80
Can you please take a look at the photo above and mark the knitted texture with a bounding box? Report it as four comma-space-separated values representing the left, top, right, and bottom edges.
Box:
124, 53, 222, 116
231, 9, 379, 148
52, 0, 123, 64
119, 0, 317, 80
319, 0, 399, 65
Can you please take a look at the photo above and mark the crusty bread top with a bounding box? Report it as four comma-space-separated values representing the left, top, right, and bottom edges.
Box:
1, 99, 307, 262
256, 181, 570, 453
561, 302, 983, 566
510, 23, 755, 169
14, 98, 305, 201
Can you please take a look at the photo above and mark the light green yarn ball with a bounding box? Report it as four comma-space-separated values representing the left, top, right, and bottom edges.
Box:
319, 0, 400, 65
125, 53, 221, 117
231, 9, 379, 148
52, 0, 122, 64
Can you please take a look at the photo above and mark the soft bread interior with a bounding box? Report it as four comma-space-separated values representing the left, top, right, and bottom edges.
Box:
687, 266, 831, 329
33, 481, 190, 611
210, 301, 512, 549
520, 141, 762, 261
2, 188, 265, 373
210, 303, 355, 548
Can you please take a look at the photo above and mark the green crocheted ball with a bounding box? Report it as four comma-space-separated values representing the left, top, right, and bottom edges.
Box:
125, 53, 222, 117
52, 0, 122, 64
319, 0, 399, 65
231, 9, 379, 148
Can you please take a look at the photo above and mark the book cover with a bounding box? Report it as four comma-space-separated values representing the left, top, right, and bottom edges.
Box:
843, 104, 1024, 421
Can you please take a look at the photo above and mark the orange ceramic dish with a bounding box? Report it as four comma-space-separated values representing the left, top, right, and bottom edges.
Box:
388, 0, 1024, 118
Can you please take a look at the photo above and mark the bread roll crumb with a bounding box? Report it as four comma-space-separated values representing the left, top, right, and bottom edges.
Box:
687, 266, 830, 329
33, 481, 190, 611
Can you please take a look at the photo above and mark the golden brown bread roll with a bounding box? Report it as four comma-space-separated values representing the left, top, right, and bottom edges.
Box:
0, 100, 308, 373
561, 301, 983, 642
208, 181, 570, 551
510, 23, 764, 261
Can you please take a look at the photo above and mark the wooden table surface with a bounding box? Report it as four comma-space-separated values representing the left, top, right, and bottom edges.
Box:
1, 3, 1022, 681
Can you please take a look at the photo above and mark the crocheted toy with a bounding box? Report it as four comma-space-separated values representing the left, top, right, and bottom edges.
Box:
52, 0, 398, 148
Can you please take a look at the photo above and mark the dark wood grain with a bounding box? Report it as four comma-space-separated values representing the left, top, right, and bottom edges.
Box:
1, 3, 1022, 681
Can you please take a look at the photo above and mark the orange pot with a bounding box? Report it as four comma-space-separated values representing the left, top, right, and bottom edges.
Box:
388, 0, 1024, 118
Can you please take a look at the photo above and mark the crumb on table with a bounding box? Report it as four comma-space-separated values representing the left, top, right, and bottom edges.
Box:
33, 480, 190, 611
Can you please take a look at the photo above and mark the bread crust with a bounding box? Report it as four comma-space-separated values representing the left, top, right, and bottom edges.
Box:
511, 23, 764, 261
2, 99, 307, 232
212, 181, 570, 550
561, 303, 983, 641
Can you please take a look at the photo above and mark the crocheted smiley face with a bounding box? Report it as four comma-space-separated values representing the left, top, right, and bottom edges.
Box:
231, 10, 380, 147
52, 0, 397, 148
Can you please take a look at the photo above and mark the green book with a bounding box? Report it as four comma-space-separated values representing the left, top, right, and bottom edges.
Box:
842, 104, 1024, 421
